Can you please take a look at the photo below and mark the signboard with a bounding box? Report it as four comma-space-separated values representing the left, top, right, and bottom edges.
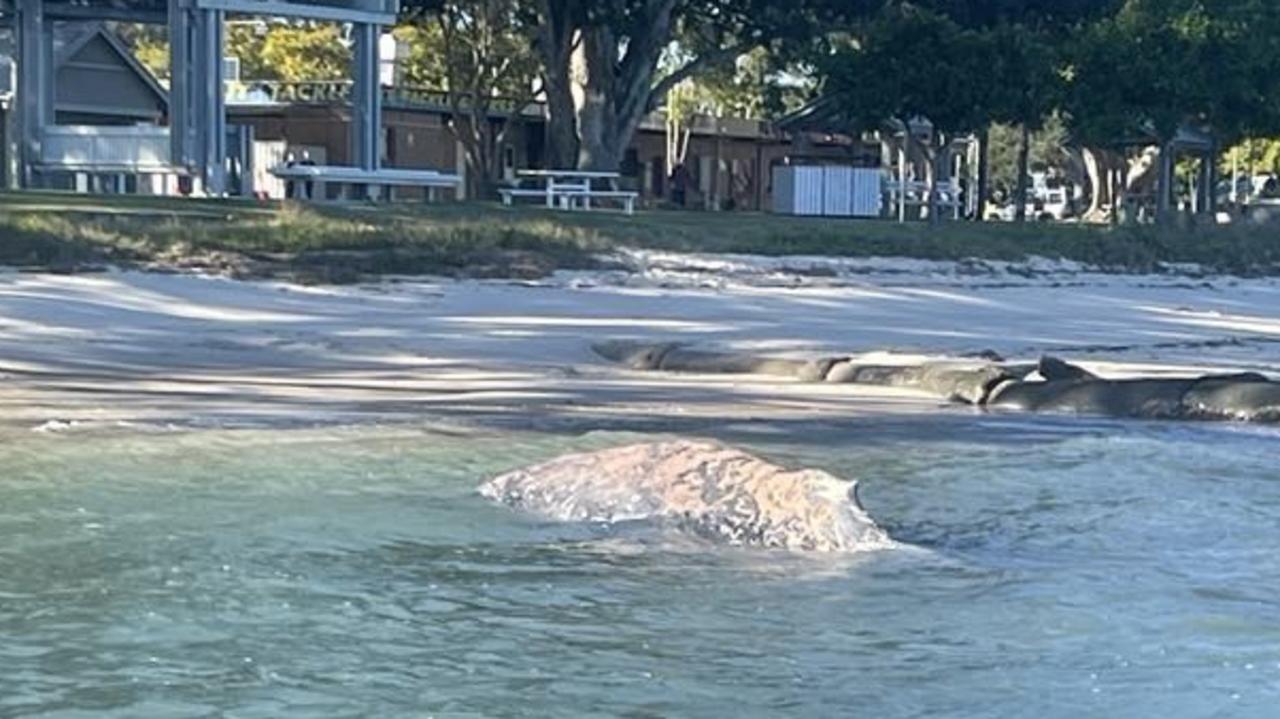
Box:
225, 80, 543, 118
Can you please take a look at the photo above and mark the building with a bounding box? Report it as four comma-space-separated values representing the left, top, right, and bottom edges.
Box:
226, 80, 875, 209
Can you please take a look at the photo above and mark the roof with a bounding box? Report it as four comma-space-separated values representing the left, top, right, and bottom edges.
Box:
54, 22, 167, 108
0, 22, 166, 110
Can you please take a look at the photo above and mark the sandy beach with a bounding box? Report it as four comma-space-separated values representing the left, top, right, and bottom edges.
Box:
3, 253, 1279, 431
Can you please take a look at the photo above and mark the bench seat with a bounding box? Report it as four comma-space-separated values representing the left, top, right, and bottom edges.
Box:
271, 164, 462, 201
500, 186, 638, 214
562, 189, 638, 214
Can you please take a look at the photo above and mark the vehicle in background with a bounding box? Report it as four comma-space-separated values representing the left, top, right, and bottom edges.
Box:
1041, 187, 1071, 220
1216, 173, 1279, 206
996, 187, 1072, 222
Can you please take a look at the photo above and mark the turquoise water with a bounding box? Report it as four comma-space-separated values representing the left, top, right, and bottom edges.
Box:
2, 418, 1279, 717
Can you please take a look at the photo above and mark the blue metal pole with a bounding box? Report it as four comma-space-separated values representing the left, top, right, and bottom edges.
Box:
351, 21, 381, 172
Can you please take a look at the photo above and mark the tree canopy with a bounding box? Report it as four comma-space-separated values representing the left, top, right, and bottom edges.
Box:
822, 3, 995, 137
111, 0, 1280, 216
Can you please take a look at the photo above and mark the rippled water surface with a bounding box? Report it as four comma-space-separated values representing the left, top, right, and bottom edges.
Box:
2, 418, 1279, 717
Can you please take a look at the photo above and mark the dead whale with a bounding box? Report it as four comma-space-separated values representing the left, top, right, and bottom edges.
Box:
479, 441, 894, 552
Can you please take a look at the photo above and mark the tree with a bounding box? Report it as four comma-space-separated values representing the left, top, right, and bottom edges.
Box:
684, 47, 813, 121
822, 3, 996, 222
477, 0, 869, 171
120, 20, 353, 83
260, 22, 351, 82
1063, 0, 1280, 222
983, 22, 1061, 221
398, 0, 540, 198
908, 0, 1118, 220
535, 0, 742, 170
115, 23, 168, 79
225, 22, 275, 81
988, 115, 1070, 201
658, 47, 810, 202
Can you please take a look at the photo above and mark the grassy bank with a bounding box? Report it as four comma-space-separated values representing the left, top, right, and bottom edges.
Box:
2, 191, 1279, 280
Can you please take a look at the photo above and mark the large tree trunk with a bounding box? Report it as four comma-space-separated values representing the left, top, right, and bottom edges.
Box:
462, 129, 498, 200
927, 138, 945, 225
1156, 140, 1174, 224
1204, 135, 1219, 216
1014, 124, 1031, 223
896, 129, 909, 222
974, 125, 990, 222
573, 26, 621, 170
535, 0, 579, 168
1081, 147, 1114, 222
1111, 165, 1123, 225
1119, 147, 1160, 223
543, 70, 580, 169
536, 0, 679, 171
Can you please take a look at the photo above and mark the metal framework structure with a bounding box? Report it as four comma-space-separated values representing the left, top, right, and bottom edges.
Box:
2, 0, 397, 194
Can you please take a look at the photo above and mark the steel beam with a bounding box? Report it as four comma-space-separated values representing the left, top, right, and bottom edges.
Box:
198, 7, 226, 194
15, 0, 50, 187
44, 3, 167, 23
351, 21, 381, 172
168, 0, 195, 172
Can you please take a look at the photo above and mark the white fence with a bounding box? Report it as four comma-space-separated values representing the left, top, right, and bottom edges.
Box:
773, 166, 882, 217
40, 125, 172, 171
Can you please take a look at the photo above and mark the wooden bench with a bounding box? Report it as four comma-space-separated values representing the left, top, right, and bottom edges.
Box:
271, 164, 462, 202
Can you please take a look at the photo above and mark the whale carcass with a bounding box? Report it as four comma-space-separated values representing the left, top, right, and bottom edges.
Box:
479, 440, 894, 552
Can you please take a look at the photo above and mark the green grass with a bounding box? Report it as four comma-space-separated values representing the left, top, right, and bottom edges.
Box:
2, 191, 1279, 280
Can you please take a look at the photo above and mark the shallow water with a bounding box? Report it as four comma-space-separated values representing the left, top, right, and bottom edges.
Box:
2, 418, 1279, 718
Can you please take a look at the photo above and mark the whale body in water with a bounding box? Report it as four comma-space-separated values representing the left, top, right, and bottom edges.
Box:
479, 440, 894, 552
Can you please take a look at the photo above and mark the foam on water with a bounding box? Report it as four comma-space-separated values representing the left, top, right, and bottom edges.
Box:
1, 419, 1278, 717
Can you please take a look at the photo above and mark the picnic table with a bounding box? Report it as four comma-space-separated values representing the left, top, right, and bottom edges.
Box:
500, 169, 638, 214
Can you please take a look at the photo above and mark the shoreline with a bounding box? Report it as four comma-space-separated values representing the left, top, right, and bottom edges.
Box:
3, 254, 1279, 434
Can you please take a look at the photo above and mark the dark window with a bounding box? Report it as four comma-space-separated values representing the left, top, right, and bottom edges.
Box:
527, 124, 546, 169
